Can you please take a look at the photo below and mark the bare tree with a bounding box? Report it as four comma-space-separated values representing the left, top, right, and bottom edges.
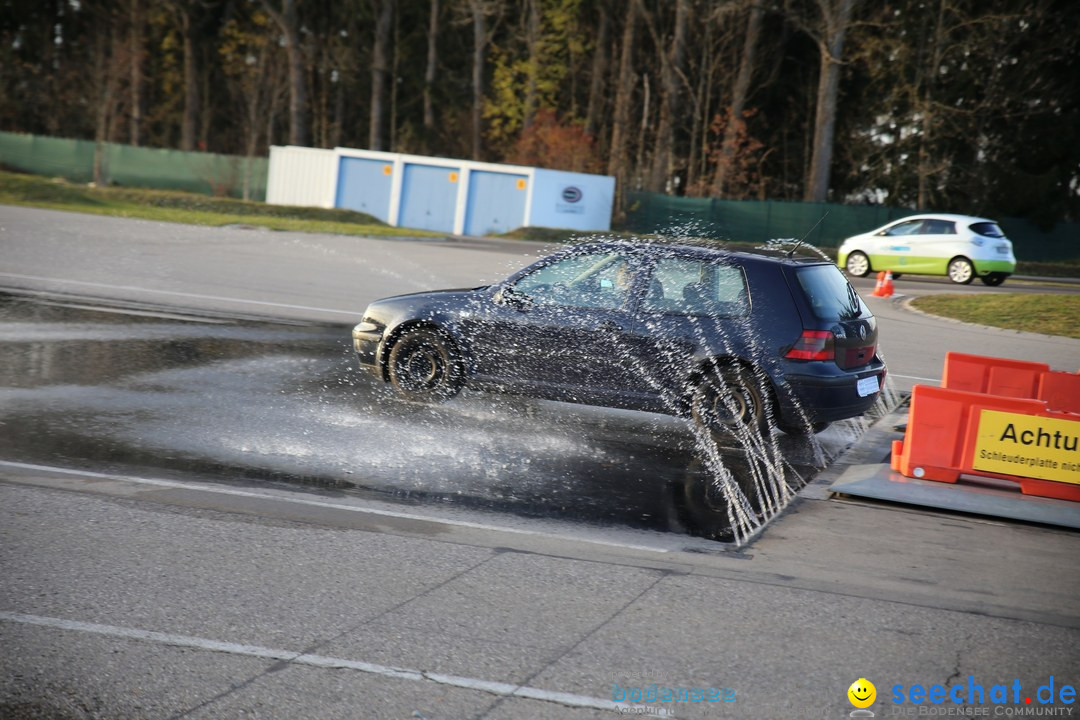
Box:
644, 0, 689, 193
713, 0, 764, 196
129, 0, 144, 146
607, 0, 640, 199
584, 1, 611, 139
422, 0, 440, 151
262, 0, 308, 146
464, 0, 501, 160
801, 0, 858, 202
369, 0, 394, 150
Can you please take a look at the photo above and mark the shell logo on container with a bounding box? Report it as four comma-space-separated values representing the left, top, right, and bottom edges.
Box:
449, 172, 459, 183
516, 178, 527, 190
383, 165, 392, 175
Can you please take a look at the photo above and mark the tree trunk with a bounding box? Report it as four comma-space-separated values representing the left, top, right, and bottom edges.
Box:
263, 0, 308, 147
607, 0, 639, 202
917, 0, 946, 209
370, 0, 394, 151
129, 0, 144, 146
523, 0, 540, 129
584, 1, 610, 139
422, 0, 439, 152
180, 6, 199, 151
647, 0, 688, 193
804, 0, 856, 203
713, 0, 763, 196
470, 0, 488, 160
94, 34, 121, 185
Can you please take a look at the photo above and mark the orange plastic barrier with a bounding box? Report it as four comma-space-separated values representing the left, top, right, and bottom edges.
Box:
1038, 371, 1080, 414
871, 270, 895, 298
942, 352, 1049, 398
942, 352, 1080, 414
891, 384, 1080, 502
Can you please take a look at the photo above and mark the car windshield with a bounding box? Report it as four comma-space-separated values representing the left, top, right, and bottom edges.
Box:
796, 265, 869, 321
969, 222, 1005, 238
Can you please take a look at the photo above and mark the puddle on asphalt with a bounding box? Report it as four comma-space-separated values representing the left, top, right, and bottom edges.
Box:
0, 294, 890, 542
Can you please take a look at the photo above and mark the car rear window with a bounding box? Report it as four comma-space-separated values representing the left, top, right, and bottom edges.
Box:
970, 222, 1005, 238
795, 265, 870, 321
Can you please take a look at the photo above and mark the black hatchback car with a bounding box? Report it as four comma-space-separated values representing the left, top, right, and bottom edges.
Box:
352, 242, 886, 436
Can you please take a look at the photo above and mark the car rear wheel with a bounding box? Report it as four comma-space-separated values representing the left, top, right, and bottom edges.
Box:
388, 328, 464, 403
980, 273, 1007, 286
690, 365, 768, 440
845, 251, 871, 277
947, 257, 975, 284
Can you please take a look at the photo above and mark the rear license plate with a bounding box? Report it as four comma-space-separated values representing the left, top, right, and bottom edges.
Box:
857, 375, 880, 397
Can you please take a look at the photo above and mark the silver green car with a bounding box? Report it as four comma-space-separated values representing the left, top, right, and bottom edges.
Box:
837, 214, 1016, 286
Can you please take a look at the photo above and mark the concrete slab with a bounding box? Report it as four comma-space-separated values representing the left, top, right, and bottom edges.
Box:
830, 463, 1080, 530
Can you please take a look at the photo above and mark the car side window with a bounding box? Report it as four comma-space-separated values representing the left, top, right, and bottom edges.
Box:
512, 252, 637, 311
882, 220, 924, 236
642, 257, 749, 317
922, 219, 955, 234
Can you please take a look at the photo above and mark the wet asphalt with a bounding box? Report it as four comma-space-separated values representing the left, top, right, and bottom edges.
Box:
0, 293, 853, 541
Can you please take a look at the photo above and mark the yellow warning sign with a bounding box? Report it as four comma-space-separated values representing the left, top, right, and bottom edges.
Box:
972, 409, 1080, 484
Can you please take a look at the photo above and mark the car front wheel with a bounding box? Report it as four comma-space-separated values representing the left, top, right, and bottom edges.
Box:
845, 251, 871, 277
947, 257, 975, 284
388, 327, 464, 403
980, 273, 1007, 286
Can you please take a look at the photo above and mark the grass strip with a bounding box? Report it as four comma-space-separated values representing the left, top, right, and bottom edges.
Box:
911, 293, 1080, 339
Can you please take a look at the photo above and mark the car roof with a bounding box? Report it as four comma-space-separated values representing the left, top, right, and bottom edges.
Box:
566, 240, 830, 267
884, 213, 998, 225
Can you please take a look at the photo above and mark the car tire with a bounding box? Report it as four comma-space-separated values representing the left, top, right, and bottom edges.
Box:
947, 257, 975, 284
387, 327, 464, 403
980, 273, 1007, 286
675, 461, 765, 542
845, 251, 871, 277
690, 364, 768, 440
890, 273, 902, 280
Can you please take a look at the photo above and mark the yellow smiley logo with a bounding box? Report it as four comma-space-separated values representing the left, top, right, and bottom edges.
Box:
848, 678, 877, 708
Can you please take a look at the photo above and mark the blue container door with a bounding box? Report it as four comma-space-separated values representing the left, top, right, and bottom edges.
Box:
464, 171, 528, 236
398, 164, 461, 233
335, 157, 393, 222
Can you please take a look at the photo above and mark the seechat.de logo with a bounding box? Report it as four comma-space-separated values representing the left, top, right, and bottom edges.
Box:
561, 186, 583, 203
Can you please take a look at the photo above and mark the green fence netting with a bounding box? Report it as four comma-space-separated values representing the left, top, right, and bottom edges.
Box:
0, 131, 268, 201
624, 192, 1078, 262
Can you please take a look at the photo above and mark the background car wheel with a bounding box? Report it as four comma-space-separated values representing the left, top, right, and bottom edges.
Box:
889, 273, 902, 279
690, 365, 768, 440
845, 251, 871, 277
388, 328, 464, 403
980, 273, 1007, 286
947, 257, 975, 284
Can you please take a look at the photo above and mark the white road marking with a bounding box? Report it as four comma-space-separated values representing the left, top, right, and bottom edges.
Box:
0, 272, 358, 317
0, 611, 670, 715
889, 373, 942, 384
0, 460, 668, 553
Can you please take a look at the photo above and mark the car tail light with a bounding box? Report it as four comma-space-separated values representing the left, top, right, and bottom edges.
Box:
785, 330, 835, 361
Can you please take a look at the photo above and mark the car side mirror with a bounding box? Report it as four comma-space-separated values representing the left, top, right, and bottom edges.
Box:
497, 285, 532, 311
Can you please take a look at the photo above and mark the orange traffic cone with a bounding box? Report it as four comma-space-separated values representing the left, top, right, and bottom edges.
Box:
871, 271, 886, 297
880, 270, 895, 298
